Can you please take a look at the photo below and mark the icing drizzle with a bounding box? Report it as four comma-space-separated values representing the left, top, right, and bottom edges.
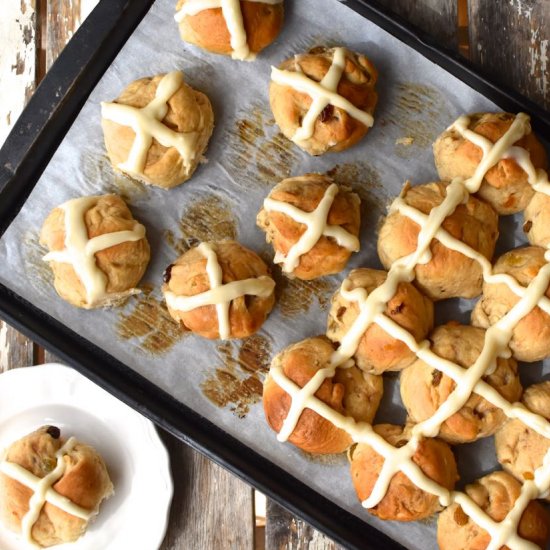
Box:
164, 242, 275, 339
263, 182, 359, 273
101, 71, 200, 178
270, 112, 550, 549
174, 0, 283, 61
43, 196, 146, 308
271, 47, 374, 144
0, 437, 93, 547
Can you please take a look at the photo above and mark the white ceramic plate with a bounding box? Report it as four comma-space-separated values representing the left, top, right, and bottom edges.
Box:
0, 363, 173, 550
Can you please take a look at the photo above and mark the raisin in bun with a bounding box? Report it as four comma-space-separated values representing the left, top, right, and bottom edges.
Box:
326, 268, 434, 374
270, 46, 378, 155
0, 426, 113, 548
400, 323, 522, 444
256, 174, 361, 280
524, 191, 550, 248
377, 181, 499, 300
263, 336, 383, 454
433, 112, 547, 215
101, 71, 214, 189
40, 194, 150, 309
349, 424, 458, 521
162, 240, 275, 339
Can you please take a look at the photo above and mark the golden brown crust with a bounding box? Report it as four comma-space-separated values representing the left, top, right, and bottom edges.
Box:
349, 424, 458, 521
162, 240, 275, 339
326, 268, 434, 374
256, 174, 361, 279
400, 323, 522, 444
437, 471, 550, 550
40, 194, 150, 309
176, 0, 284, 57
102, 73, 214, 189
471, 246, 550, 362
377, 181, 499, 300
524, 191, 550, 248
270, 46, 378, 155
496, 382, 550, 494
263, 336, 383, 454
0, 426, 113, 548
433, 112, 548, 215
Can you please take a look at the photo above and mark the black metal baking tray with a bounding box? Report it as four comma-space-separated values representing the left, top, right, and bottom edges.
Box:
0, 1, 549, 549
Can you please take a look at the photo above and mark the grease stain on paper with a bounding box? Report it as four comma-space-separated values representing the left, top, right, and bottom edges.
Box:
274, 271, 338, 318
202, 334, 272, 418
117, 284, 187, 354
224, 104, 299, 188
385, 83, 445, 158
24, 233, 54, 297
326, 161, 387, 214
165, 194, 238, 255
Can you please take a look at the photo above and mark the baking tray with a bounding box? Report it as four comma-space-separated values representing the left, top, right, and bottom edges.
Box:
0, 1, 549, 549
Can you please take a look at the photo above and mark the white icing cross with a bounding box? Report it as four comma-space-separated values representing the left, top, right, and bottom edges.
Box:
164, 242, 275, 339
263, 182, 360, 273
43, 196, 146, 308
0, 438, 93, 547
271, 47, 374, 144
174, 0, 283, 61
101, 71, 200, 179
270, 112, 550, 549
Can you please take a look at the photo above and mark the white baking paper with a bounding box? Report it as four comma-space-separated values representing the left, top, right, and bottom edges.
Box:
1, 1, 547, 548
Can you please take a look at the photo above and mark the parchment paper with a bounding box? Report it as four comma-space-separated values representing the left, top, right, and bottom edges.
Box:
1, 1, 547, 548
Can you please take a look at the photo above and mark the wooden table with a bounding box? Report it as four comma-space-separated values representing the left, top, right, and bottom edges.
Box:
1, 1, 548, 548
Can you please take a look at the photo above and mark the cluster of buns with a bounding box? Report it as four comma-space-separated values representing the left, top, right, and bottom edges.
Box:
262, 111, 550, 549
0, 426, 113, 547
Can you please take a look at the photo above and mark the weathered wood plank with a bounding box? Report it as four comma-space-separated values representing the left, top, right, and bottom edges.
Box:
46, 0, 82, 70
469, 0, 550, 110
0, 323, 34, 372
159, 431, 255, 550
265, 500, 344, 550
375, 0, 458, 51
0, 0, 37, 144
0, 0, 39, 370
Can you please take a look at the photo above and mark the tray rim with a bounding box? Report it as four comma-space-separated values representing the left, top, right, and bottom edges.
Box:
0, 1, 549, 548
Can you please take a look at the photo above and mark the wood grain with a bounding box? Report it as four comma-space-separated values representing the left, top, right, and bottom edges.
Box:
266, 501, 344, 550
469, 0, 550, 109
159, 431, 255, 550
46, 0, 81, 70
0, 0, 38, 371
375, 0, 458, 50
0, 1, 37, 145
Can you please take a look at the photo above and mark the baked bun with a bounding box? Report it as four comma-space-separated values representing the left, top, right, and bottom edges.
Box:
326, 268, 434, 374
256, 174, 361, 279
175, 0, 284, 61
349, 424, 458, 521
472, 246, 550, 362
377, 181, 499, 300
40, 194, 150, 309
433, 112, 548, 215
270, 46, 378, 155
437, 471, 550, 550
162, 240, 275, 339
524, 191, 550, 248
263, 336, 383, 454
0, 426, 113, 548
101, 71, 214, 189
400, 323, 522, 444
496, 381, 550, 494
